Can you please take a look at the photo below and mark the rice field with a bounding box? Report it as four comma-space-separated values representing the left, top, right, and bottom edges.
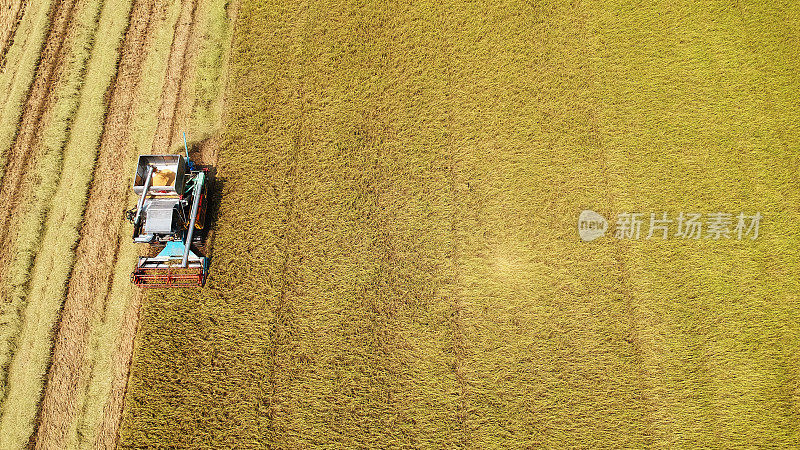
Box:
119, 0, 800, 448
0, 0, 796, 448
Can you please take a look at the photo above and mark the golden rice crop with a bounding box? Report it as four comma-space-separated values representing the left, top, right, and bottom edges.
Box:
121, 0, 800, 447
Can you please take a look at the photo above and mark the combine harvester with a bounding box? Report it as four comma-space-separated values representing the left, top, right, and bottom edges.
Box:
126, 135, 210, 287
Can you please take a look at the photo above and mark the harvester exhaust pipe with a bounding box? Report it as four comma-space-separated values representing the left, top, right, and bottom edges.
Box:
181, 172, 204, 268
134, 165, 154, 227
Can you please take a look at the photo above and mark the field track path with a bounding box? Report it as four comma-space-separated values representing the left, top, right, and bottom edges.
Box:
0, 0, 27, 69
93, 0, 206, 446
0, 0, 78, 296
33, 0, 159, 447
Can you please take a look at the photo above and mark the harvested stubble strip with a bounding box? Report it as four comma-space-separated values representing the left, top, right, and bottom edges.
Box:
33, 0, 158, 445
128, 0, 181, 158
0, 0, 80, 390
0, 0, 135, 447
151, 0, 198, 151
189, 0, 235, 139
0, 0, 105, 411
0, 0, 27, 69
0, 0, 51, 184
0, 0, 81, 272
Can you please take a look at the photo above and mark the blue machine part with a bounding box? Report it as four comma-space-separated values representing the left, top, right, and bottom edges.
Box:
183, 132, 196, 171
157, 240, 204, 261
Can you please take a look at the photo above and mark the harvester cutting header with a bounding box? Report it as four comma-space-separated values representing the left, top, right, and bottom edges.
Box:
126, 136, 210, 288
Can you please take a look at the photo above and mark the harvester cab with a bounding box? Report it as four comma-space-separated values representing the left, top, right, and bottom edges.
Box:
126, 146, 210, 287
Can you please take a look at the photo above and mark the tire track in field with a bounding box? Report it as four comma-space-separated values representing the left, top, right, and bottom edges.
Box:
0, 0, 78, 299
445, 73, 469, 448
0, 0, 27, 70
580, 2, 657, 438
438, 6, 468, 444
95, 0, 202, 446
263, 3, 308, 441
33, 0, 157, 447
